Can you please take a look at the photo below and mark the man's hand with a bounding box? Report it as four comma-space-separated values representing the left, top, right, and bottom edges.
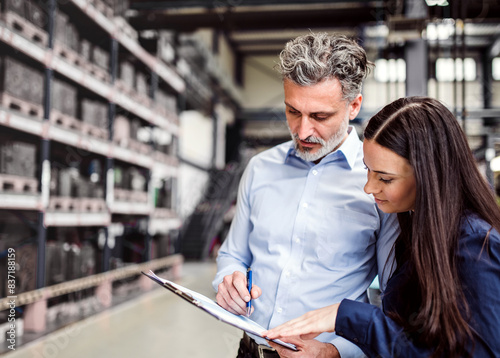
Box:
269, 338, 340, 358
216, 271, 262, 315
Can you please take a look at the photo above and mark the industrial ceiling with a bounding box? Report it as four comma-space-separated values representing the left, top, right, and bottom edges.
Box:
127, 0, 500, 56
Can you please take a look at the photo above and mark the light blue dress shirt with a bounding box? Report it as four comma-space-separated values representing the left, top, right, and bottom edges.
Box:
213, 127, 399, 357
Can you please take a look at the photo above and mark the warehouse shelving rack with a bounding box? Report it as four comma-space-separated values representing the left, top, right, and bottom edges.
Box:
0, 0, 184, 335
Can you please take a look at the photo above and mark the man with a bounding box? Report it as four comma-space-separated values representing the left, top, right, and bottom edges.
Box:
212, 33, 399, 358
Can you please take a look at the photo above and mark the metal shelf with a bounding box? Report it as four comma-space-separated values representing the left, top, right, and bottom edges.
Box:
0, 107, 178, 173
0, 193, 40, 210
150, 214, 182, 235
0, 22, 179, 134
44, 211, 111, 227
0, 2, 183, 292
110, 201, 151, 215
70, 0, 185, 94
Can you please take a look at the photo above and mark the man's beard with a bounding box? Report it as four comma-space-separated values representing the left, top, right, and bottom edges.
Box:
289, 119, 348, 162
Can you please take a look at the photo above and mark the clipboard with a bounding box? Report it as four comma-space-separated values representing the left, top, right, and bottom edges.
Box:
142, 270, 297, 351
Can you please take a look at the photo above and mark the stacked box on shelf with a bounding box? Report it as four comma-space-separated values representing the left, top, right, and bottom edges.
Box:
1, 0, 48, 45
54, 11, 80, 53
114, 164, 147, 194
0, 243, 37, 294
77, 158, 104, 199
126, 167, 146, 191
16, 243, 37, 293
119, 60, 135, 90
0, 216, 38, 294
3, 0, 47, 28
81, 98, 109, 139
113, 115, 130, 147
0, 141, 37, 178
2, 0, 25, 17
50, 166, 58, 196
52, 78, 78, 118
25, 0, 47, 30
0, 56, 28, 100
80, 242, 96, 276
54, 159, 104, 199
46, 229, 97, 284
113, 115, 151, 154
75, 177, 92, 198
79, 39, 110, 81
93, 45, 110, 71
130, 118, 141, 140
155, 89, 177, 118
136, 71, 149, 98
0, 55, 44, 116
57, 165, 79, 197
50, 78, 80, 131
66, 243, 82, 280
80, 39, 92, 62
45, 241, 67, 285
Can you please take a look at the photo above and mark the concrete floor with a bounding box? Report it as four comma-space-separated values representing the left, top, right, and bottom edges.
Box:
5, 261, 241, 358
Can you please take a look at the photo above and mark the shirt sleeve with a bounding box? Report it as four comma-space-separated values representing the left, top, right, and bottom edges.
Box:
335, 299, 432, 358
375, 211, 399, 291
331, 335, 368, 358
212, 160, 255, 292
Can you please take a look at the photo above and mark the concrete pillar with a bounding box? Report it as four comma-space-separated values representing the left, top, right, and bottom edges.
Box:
24, 299, 48, 333
405, 39, 428, 97
96, 280, 112, 308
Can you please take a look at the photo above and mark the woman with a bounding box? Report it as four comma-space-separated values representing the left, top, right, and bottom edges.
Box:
263, 97, 500, 357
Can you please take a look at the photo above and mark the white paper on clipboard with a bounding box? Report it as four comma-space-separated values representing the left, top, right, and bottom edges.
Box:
142, 270, 297, 351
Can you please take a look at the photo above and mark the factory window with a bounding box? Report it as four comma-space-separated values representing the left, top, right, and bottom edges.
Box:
493, 58, 500, 81
436, 58, 476, 82
374, 58, 406, 83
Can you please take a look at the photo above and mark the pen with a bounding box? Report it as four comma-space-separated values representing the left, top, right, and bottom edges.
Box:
246, 267, 252, 317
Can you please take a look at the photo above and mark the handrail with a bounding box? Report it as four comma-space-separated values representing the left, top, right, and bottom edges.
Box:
0, 254, 183, 310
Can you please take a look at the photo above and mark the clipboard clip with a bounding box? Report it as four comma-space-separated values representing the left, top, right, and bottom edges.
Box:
142, 270, 200, 306
170, 286, 198, 305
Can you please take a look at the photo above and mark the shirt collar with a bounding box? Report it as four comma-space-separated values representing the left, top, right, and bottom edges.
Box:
285, 126, 361, 170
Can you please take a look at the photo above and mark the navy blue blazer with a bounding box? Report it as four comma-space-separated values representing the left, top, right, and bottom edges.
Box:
335, 213, 500, 357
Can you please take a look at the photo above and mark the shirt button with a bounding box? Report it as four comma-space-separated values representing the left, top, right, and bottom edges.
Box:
312, 169, 318, 175
294, 237, 300, 244
337, 331, 344, 336
276, 307, 283, 314
285, 271, 290, 277
302, 202, 308, 208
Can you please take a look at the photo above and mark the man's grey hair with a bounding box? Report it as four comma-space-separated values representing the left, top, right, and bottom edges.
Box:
277, 32, 373, 102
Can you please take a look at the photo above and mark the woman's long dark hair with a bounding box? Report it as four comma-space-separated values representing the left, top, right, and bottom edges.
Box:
364, 97, 500, 357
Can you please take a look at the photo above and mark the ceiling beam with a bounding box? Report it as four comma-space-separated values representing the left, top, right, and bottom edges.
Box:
129, 0, 375, 11
128, 7, 378, 32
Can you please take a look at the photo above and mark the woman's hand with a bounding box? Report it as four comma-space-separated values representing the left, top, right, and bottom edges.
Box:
263, 303, 340, 340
